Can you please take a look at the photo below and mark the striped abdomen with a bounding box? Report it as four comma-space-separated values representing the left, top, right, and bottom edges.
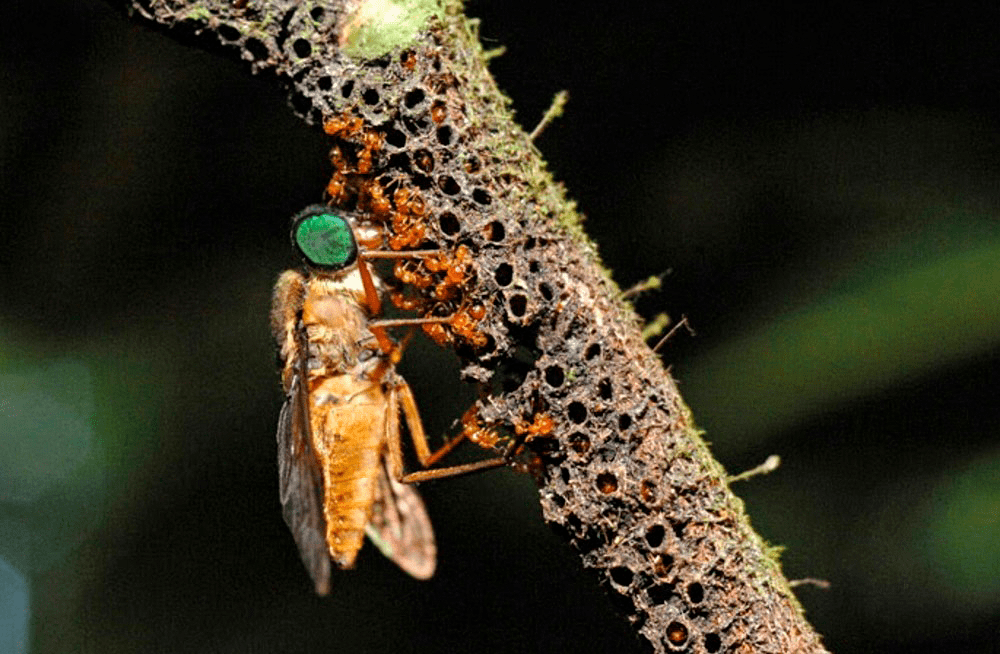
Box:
307, 373, 388, 568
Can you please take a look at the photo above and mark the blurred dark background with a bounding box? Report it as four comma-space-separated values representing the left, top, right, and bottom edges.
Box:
2, 1, 999, 652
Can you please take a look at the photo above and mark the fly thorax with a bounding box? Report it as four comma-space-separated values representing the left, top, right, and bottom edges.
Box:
309, 268, 378, 305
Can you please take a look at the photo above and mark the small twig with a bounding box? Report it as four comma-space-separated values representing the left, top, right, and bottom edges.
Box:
789, 578, 832, 590
728, 454, 782, 483
483, 45, 506, 61
651, 314, 695, 353
529, 90, 569, 141
620, 271, 669, 300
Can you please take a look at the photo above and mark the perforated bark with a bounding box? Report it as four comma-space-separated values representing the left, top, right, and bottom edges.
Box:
120, 2, 829, 652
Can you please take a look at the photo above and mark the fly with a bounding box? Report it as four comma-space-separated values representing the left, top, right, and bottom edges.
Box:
270, 205, 506, 594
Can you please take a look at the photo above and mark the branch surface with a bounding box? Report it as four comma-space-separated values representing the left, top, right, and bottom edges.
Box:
120, 1, 828, 651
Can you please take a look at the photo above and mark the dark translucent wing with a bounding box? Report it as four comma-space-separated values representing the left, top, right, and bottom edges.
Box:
365, 459, 437, 579
277, 372, 331, 595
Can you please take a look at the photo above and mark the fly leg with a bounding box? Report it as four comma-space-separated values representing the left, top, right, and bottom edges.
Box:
384, 380, 510, 485
355, 248, 440, 356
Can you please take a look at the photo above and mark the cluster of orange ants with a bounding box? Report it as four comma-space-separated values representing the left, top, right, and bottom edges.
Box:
323, 110, 554, 466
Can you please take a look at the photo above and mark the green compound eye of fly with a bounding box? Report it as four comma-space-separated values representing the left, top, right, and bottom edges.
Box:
292, 207, 359, 269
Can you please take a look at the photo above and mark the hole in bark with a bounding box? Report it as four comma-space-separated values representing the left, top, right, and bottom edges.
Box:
430, 100, 446, 123
439, 212, 460, 235
666, 621, 688, 646
610, 566, 633, 587
438, 176, 460, 195
508, 294, 527, 317
486, 221, 505, 242
218, 24, 240, 41
385, 128, 406, 148
653, 554, 673, 578
645, 524, 664, 548
494, 263, 513, 287
618, 413, 632, 430
598, 378, 612, 400
585, 343, 601, 360
687, 582, 704, 604
404, 88, 425, 108
292, 38, 311, 58
413, 149, 433, 172
596, 472, 617, 494
705, 633, 721, 652
568, 432, 590, 454
244, 37, 268, 60
641, 479, 657, 504
567, 401, 587, 424
544, 365, 564, 387
472, 188, 492, 205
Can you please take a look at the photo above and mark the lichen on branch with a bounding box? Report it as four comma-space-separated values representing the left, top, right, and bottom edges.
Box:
121, 1, 828, 651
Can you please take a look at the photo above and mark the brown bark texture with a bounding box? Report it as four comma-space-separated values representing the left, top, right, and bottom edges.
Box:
120, 1, 829, 652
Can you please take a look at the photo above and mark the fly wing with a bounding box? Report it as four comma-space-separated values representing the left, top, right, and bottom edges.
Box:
277, 373, 331, 595
365, 459, 437, 579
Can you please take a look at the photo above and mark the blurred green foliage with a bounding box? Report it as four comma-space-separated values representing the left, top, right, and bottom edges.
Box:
684, 225, 1000, 447
924, 449, 1000, 606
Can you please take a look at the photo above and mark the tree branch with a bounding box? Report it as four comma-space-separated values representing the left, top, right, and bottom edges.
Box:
118, 1, 828, 651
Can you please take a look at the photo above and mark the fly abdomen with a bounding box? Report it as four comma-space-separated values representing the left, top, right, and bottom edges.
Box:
323, 441, 382, 566
309, 375, 390, 568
